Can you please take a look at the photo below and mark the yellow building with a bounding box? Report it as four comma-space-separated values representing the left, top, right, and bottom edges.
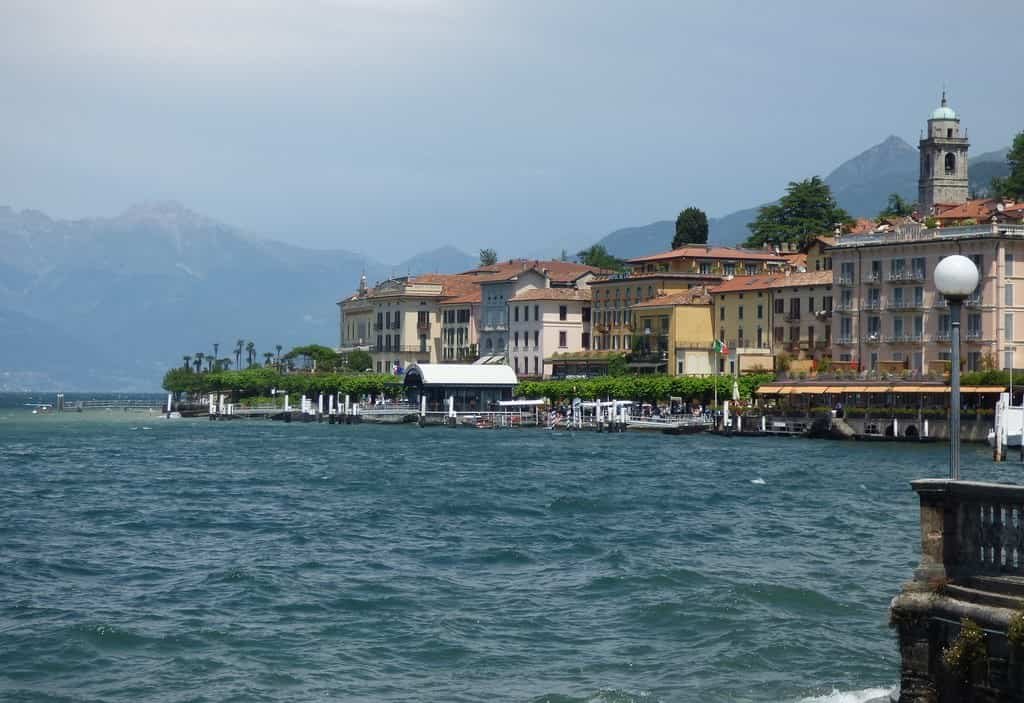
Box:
711, 271, 834, 373
631, 287, 715, 375
589, 272, 720, 353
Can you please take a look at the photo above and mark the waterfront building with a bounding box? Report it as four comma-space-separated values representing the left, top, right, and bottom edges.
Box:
338, 273, 478, 374
439, 290, 480, 362
711, 271, 835, 373
508, 288, 591, 378
626, 245, 788, 277
918, 91, 969, 214
630, 287, 715, 375
828, 219, 1024, 373
402, 363, 517, 412
589, 272, 721, 353
475, 261, 604, 362
338, 273, 374, 354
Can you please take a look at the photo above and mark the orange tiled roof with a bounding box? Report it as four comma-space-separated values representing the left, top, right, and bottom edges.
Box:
848, 219, 876, 235
627, 246, 788, 264
510, 288, 592, 302
440, 290, 481, 305
710, 270, 833, 294
631, 287, 712, 308
933, 199, 998, 222
461, 259, 609, 283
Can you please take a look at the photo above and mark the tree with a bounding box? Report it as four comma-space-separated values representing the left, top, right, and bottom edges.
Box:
246, 341, 256, 368
479, 248, 498, 266
235, 339, 244, 370
673, 207, 709, 248
182, 355, 191, 370
576, 244, 624, 271
346, 349, 373, 372
992, 131, 1024, 200
744, 176, 853, 248
879, 192, 914, 218
263, 351, 274, 366
283, 344, 341, 372
194, 352, 204, 373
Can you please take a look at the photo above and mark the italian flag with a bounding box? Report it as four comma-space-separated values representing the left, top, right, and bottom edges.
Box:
713, 339, 729, 355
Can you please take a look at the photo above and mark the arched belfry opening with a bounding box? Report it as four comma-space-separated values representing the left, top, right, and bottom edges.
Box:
945, 153, 956, 175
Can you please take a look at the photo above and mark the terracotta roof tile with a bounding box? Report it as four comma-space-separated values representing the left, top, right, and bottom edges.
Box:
510, 288, 592, 302
710, 270, 833, 294
627, 246, 788, 264
631, 287, 712, 308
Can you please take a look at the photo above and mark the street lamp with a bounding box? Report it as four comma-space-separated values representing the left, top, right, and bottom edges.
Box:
934, 255, 980, 480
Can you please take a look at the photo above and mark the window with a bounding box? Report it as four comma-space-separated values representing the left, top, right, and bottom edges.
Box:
514, 357, 519, 372
807, 297, 815, 313
893, 317, 904, 338
774, 299, 784, 314
945, 152, 955, 175
582, 307, 591, 322
774, 326, 784, 342
745, 263, 757, 275
867, 288, 880, 308
559, 331, 567, 348
913, 287, 924, 307
514, 306, 519, 322
914, 315, 923, 338
534, 357, 540, 375
720, 307, 726, 321
738, 306, 744, 320
533, 304, 539, 320
757, 304, 764, 319
868, 316, 880, 336
582, 332, 590, 349
968, 351, 982, 372
788, 298, 800, 319
623, 334, 630, 349
699, 262, 712, 275
1007, 284, 1014, 306
724, 263, 736, 276
737, 328, 744, 345
823, 295, 833, 312
870, 260, 882, 280
890, 258, 906, 278
892, 287, 904, 306
534, 331, 539, 347
789, 326, 799, 342
559, 305, 567, 321
385, 311, 391, 328
513, 332, 519, 348
841, 317, 852, 337
892, 351, 905, 362
912, 257, 926, 279
524, 306, 529, 322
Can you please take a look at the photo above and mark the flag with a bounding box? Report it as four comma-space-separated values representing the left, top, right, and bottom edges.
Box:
712, 339, 729, 355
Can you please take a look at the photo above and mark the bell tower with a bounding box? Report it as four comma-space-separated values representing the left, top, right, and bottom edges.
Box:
918, 90, 969, 214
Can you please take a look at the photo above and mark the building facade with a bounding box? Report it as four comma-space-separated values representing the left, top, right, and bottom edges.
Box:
508, 288, 591, 378
631, 287, 715, 375
712, 271, 835, 373
626, 245, 788, 277
589, 272, 721, 353
828, 221, 1024, 374
439, 292, 480, 362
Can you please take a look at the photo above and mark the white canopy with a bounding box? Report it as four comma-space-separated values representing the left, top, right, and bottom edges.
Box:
405, 363, 518, 386
496, 399, 546, 407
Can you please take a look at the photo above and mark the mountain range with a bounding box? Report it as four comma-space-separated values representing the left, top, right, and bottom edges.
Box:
595, 136, 1011, 259
0, 202, 476, 391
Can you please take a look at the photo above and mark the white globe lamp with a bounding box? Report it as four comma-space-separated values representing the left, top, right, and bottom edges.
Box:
934, 255, 979, 300
934, 254, 979, 481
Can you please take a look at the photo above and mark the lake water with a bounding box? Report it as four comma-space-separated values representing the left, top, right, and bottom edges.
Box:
2, 396, 1019, 702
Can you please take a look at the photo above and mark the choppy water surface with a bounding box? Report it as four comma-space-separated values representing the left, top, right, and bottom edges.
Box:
2, 400, 1019, 702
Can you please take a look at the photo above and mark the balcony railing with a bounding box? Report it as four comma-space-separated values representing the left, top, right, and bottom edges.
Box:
833, 303, 856, 313
933, 331, 951, 342
864, 272, 881, 283
369, 345, 432, 354
863, 300, 882, 310
479, 322, 508, 332
887, 299, 926, 310
784, 312, 801, 322
862, 333, 882, 344
883, 334, 924, 344
935, 296, 982, 308
966, 329, 984, 341
834, 336, 855, 345
837, 275, 855, 286
888, 270, 927, 283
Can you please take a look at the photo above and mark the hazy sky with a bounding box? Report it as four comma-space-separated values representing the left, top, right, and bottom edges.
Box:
2, 1, 1022, 261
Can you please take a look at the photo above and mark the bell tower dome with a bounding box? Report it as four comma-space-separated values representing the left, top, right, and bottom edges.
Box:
918, 90, 969, 214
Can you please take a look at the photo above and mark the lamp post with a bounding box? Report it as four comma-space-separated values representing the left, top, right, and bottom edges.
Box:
934, 255, 980, 480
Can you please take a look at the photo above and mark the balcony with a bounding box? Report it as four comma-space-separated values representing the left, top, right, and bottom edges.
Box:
888, 270, 926, 283
784, 312, 801, 322
883, 334, 924, 344
887, 299, 926, 310
862, 300, 882, 311
369, 345, 432, 354
834, 336, 855, 345
862, 333, 882, 344
416, 321, 431, 332
864, 271, 881, 283
966, 329, 984, 341
935, 296, 982, 308
837, 275, 855, 287
833, 302, 856, 314
479, 322, 508, 332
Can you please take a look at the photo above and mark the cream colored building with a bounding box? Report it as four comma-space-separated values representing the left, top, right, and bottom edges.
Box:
829, 221, 1024, 373
627, 245, 789, 277
439, 291, 480, 362
711, 271, 835, 373
508, 288, 592, 378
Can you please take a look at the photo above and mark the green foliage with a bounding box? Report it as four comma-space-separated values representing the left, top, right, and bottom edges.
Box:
673, 207, 709, 248
284, 344, 342, 371
514, 373, 774, 404
991, 131, 1024, 200
879, 192, 914, 218
576, 244, 625, 271
344, 349, 373, 372
744, 176, 853, 248
1008, 610, 1024, 648
923, 216, 938, 229
479, 248, 498, 266
606, 353, 629, 376
942, 618, 986, 674
960, 369, 1012, 387
162, 366, 400, 398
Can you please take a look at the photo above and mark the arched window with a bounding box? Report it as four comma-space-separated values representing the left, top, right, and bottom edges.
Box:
945, 153, 956, 175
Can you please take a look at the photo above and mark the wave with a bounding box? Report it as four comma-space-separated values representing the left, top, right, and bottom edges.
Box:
795, 687, 895, 703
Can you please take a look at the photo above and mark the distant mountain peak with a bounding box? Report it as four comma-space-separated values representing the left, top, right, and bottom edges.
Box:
118, 200, 228, 232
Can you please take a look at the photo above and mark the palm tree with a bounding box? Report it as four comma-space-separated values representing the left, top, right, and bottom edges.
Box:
246, 341, 256, 368
275, 344, 283, 366
263, 351, 274, 366
206, 356, 214, 372
235, 339, 244, 370
220, 358, 232, 371
213, 342, 220, 364
183, 355, 191, 370
194, 352, 204, 373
